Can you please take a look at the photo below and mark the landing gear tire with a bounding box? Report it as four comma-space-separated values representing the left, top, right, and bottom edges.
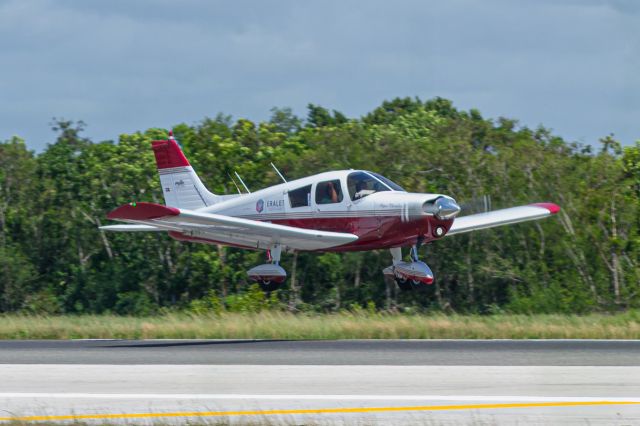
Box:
258, 280, 282, 292
395, 277, 414, 291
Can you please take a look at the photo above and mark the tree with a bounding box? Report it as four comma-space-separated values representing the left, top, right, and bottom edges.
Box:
0, 100, 638, 314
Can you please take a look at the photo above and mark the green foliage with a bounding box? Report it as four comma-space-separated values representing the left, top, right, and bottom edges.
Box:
187, 285, 281, 314
22, 288, 63, 315
224, 285, 282, 313
0, 100, 638, 315
115, 292, 157, 316
188, 290, 224, 315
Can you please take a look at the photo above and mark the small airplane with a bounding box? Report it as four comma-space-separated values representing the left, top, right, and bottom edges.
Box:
100, 132, 560, 292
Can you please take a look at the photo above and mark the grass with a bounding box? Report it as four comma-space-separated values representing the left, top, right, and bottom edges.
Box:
0, 310, 639, 339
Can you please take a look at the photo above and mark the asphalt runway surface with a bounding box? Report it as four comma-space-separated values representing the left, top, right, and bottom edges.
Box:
0, 340, 639, 425
2, 338, 640, 365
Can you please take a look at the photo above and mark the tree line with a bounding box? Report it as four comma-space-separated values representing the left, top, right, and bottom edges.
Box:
0, 97, 638, 315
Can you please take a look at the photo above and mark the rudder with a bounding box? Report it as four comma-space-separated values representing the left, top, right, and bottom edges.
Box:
151, 131, 218, 210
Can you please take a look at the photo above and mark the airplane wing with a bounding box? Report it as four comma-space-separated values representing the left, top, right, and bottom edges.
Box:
447, 203, 560, 236
100, 202, 358, 251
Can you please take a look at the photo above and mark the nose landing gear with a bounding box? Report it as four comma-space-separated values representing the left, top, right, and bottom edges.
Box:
383, 238, 434, 291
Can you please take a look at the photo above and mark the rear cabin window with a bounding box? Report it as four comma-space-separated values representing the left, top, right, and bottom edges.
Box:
288, 185, 312, 208
315, 180, 344, 204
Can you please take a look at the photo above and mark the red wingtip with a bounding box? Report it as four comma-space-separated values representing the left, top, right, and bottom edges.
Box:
151, 136, 190, 169
168, 130, 174, 138
531, 203, 561, 214
107, 202, 180, 221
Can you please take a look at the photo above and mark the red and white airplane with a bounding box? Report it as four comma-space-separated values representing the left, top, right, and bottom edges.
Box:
101, 132, 560, 291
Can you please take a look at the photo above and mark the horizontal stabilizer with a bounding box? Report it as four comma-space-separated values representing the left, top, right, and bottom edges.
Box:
448, 202, 560, 236
107, 202, 179, 221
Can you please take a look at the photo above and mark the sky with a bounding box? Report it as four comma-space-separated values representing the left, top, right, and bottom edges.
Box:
0, 0, 638, 151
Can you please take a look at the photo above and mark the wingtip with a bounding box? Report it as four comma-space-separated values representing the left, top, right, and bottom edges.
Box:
530, 203, 561, 214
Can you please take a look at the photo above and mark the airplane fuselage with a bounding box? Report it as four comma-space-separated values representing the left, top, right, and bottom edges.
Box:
168, 170, 456, 252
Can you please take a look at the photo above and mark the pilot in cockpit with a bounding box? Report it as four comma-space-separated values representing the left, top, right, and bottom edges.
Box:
354, 180, 376, 200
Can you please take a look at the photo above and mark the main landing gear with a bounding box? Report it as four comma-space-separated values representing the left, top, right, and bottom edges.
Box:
383, 237, 434, 291
247, 244, 287, 292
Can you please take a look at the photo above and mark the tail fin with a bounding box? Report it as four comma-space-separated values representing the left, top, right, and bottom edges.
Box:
151, 131, 218, 210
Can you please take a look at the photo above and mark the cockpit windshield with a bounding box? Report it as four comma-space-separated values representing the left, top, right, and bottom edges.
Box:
368, 172, 405, 192
347, 171, 405, 201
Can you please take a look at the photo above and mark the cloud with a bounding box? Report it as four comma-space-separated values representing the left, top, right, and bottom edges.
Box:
0, 0, 637, 150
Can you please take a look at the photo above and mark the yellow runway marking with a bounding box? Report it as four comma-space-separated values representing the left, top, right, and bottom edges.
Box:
0, 401, 639, 422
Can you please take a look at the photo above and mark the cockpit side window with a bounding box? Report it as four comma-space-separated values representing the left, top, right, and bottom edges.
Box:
347, 171, 390, 201
288, 184, 312, 208
315, 179, 344, 204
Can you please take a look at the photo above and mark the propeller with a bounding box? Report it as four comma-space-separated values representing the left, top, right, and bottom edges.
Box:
458, 194, 493, 215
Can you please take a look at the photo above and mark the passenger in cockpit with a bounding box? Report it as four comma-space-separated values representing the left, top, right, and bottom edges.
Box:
321, 181, 339, 204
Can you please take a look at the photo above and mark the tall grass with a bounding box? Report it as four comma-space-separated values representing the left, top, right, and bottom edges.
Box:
1, 311, 639, 339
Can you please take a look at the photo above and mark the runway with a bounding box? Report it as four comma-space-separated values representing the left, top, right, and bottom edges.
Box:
0, 340, 639, 425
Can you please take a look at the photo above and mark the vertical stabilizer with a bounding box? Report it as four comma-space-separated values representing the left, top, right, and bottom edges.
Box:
151, 132, 218, 210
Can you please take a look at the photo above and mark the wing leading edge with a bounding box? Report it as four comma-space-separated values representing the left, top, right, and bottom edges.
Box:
100, 202, 358, 251
447, 203, 560, 236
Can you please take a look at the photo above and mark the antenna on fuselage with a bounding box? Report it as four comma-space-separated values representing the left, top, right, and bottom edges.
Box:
270, 162, 287, 183
228, 173, 243, 194
234, 171, 251, 193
